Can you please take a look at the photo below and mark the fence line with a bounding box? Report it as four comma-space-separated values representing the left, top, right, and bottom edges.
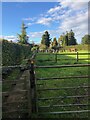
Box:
38, 95, 89, 101
35, 64, 90, 68
2, 51, 90, 118
37, 75, 90, 81
38, 110, 90, 115
39, 103, 89, 108
37, 86, 89, 91
37, 52, 90, 63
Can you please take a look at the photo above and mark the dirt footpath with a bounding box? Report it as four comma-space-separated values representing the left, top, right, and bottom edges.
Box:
2, 70, 30, 118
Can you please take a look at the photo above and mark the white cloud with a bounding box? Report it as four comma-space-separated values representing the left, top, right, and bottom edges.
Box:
23, 17, 36, 22
26, 1, 88, 43
48, 6, 61, 14
2, 1, 89, 44
30, 31, 44, 38
36, 17, 52, 25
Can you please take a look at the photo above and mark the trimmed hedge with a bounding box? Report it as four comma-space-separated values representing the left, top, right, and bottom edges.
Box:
2, 39, 32, 66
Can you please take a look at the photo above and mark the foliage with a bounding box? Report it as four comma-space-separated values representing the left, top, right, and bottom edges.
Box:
41, 31, 51, 47
31, 45, 39, 52
39, 44, 47, 50
81, 34, 90, 44
17, 22, 29, 44
61, 44, 89, 52
51, 37, 58, 50
58, 30, 77, 46
2, 39, 32, 66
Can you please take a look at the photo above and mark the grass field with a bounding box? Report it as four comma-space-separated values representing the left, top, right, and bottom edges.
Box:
34, 51, 89, 118
2, 50, 89, 118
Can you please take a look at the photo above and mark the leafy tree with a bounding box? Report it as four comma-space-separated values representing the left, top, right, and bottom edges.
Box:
81, 34, 90, 44
52, 37, 58, 50
39, 44, 47, 51
58, 35, 63, 46
17, 22, 29, 44
52, 37, 58, 47
41, 34, 46, 45
41, 31, 51, 47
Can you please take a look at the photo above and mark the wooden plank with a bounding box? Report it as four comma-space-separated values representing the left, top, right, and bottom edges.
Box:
39, 103, 89, 108
37, 86, 89, 91
38, 95, 89, 100
37, 75, 90, 80
38, 110, 90, 115
35, 64, 90, 68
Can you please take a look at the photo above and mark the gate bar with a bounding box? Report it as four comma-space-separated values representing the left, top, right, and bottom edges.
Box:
39, 103, 89, 108
37, 86, 89, 91
38, 95, 89, 100
38, 110, 90, 115
35, 64, 90, 68
37, 75, 90, 80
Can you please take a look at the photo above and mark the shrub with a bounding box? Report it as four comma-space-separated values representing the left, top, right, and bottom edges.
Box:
2, 39, 32, 66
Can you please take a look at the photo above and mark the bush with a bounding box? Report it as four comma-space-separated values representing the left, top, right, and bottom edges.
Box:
61, 44, 89, 52
2, 39, 32, 66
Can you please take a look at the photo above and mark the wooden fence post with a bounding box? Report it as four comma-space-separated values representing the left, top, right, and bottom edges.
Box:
29, 60, 37, 114
55, 53, 57, 63
76, 51, 79, 62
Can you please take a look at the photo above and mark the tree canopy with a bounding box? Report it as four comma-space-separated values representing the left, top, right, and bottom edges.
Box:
51, 37, 58, 50
41, 31, 51, 47
58, 30, 77, 46
17, 22, 29, 44
81, 34, 90, 44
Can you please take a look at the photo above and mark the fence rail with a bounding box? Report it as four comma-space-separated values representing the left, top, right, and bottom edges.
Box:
2, 51, 90, 118
37, 86, 89, 91
38, 95, 89, 101
37, 75, 90, 80
37, 52, 90, 63
35, 64, 90, 68
38, 110, 90, 115
39, 103, 89, 108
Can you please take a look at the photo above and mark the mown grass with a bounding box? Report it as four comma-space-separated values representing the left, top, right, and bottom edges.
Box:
34, 51, 89, 118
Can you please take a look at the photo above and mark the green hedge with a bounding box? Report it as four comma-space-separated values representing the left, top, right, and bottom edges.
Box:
2, 39, 32, 66
61, 44, 90, 51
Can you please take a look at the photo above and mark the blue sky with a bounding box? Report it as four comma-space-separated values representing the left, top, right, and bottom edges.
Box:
1, 1, 88, 44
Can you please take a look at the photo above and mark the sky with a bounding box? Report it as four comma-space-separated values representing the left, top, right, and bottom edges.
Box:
1, 0, 89, 44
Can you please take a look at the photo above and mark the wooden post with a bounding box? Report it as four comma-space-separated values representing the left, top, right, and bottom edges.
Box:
76, 51, 78, 62
29, 61, 37, 114
55, 53, 57, 63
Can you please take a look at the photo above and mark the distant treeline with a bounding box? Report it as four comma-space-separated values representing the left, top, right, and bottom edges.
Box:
2, 39, 32, 66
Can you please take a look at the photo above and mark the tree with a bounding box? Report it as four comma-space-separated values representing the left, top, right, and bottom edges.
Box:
52, 37, 58, 50
68, 30, 77, 45
81, 34, 90, 44
58, 35, 63, 46
17, 22, 29, 44
41, 31, 51, 47
58, 30, 77, 46
52, 37, 58, 46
